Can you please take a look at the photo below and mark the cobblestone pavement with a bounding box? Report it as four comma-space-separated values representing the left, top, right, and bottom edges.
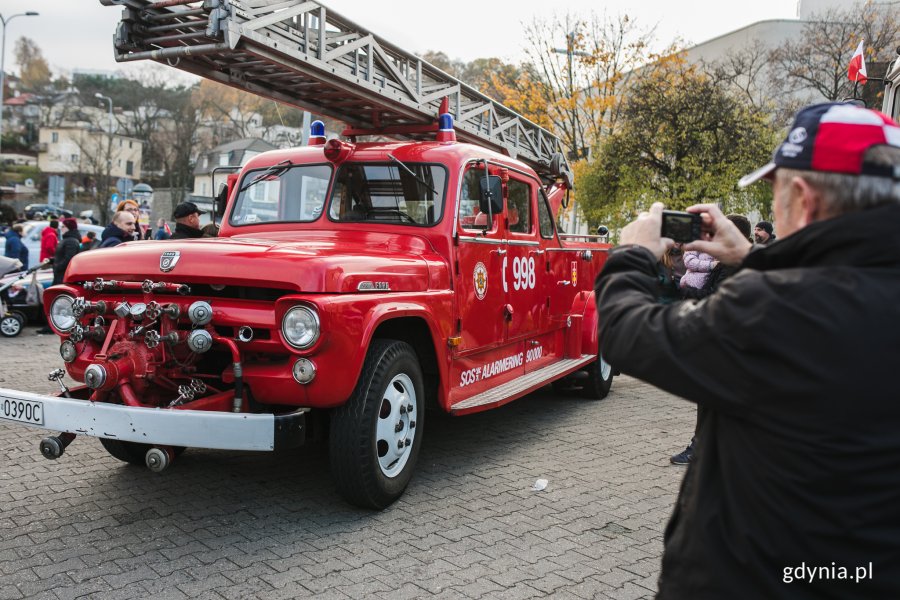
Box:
0, 325, 694, 600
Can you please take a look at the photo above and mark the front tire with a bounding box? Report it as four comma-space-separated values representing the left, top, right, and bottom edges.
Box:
330, 340, 424, 509
0, 313, 24, 337
100, 438, 149, 465
100, 438, 185, 466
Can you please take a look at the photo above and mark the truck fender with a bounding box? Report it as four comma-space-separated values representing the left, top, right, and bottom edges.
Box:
360, 302, 450, 408
580, 291, 599, 357
565, 290, 598, 357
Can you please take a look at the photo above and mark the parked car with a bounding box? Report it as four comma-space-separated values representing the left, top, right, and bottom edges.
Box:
0, 264, 53, 325
23, 204, 74, 219
21, 221, 106, 269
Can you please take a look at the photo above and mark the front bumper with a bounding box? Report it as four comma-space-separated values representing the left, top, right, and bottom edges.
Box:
0, 387, 306, 451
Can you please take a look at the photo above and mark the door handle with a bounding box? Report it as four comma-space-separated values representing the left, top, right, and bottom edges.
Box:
531, 249, 545, 255
493, 249, 507, 256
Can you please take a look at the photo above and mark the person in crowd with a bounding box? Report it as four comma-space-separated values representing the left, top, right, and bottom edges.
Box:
4, 224, 28, 266
116, 199, 145, 241
154, 218, 171, 240
754, 220, 776, 244
52, 218, 82, 286
678, 248, 716, 292
657, 245, 683, 304
169, 202, 205, 240
670, 214, 752, 466
81, 231, 100, 250
679, 214, 751, 302
98, 211, 137, 248
594, 102, 900, 598
201, 222, 219, 237
40, 219, 60, 263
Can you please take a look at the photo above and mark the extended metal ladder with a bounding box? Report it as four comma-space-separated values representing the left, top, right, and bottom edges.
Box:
99, 0, 572, 185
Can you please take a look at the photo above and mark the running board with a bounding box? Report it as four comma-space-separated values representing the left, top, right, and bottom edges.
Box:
450, 355, 594, 414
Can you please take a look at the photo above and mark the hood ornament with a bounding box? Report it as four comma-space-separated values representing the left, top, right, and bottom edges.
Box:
160, 250, 181, 272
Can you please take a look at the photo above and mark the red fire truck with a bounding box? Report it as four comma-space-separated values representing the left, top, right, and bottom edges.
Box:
0, 0, 614, 509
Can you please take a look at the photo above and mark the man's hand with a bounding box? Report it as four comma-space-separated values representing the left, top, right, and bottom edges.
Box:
684, 204, 752, 266
619, 202, 673, 261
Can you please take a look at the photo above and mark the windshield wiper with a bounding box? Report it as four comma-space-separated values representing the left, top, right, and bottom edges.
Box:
238, 159, 292, 194
388, 154, 439, 197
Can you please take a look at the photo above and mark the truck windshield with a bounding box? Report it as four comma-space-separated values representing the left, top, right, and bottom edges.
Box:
229, 164, 332, 226
328, 162, 446, 225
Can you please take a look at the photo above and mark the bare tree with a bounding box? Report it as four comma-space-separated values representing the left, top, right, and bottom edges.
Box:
512, 11, 656, 156
152, 97, 202, 205
706, 40, 776, 111
69, 124, 115, 224
770, 1, 900, 104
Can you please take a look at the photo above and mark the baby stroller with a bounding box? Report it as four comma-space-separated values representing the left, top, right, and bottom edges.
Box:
0, 257, 50, 338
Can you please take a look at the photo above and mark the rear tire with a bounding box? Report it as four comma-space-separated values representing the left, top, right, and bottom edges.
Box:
580, 350, 614, 400
330, 340, 424, 509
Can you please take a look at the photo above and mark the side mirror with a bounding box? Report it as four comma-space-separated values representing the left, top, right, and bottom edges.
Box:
214, 182, 228, 218
596, 225, 609, 237
478, 175, 503, 215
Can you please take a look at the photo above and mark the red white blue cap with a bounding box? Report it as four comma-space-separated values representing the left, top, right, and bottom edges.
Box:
738, 102, 900, 188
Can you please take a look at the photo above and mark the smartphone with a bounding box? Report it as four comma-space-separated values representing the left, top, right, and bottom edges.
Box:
660, 210, 702, 243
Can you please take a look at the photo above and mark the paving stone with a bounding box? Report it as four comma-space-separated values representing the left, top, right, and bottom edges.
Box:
0, 330, 694, 600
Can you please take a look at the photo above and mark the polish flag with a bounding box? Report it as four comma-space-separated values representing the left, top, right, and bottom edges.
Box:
848, 40, 868, 84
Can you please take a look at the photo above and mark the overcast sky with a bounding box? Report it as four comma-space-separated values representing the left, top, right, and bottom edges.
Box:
1, 1, 799, 81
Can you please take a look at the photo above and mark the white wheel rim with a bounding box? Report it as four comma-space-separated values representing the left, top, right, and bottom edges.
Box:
375, 373, 417, 478
1, 317, 21, 336
599, 355, 612, 381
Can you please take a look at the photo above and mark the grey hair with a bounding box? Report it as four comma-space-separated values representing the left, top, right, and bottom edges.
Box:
775, 145, 900, 217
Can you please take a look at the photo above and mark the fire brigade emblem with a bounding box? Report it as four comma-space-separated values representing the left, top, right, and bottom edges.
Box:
160, 251, 181, 272
474, 262, 488, 300
571, 261, 578, 286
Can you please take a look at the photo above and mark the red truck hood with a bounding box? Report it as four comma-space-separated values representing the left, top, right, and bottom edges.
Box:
65, 231, 438, 293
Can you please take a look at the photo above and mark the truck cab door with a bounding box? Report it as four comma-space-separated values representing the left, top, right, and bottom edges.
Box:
454, 166, 506, 354
503, 175, 541, 344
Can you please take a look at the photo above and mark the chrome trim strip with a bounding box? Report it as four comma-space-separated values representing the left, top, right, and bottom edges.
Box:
458, 236, 504, 245
547, 247, 610, 253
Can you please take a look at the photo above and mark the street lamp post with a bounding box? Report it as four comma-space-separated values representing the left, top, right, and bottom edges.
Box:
0, 11, 39, 155
94, 93, 115, 219
552, 30, 590, 235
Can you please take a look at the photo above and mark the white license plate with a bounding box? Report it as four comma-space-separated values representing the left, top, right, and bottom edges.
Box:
0, 396, 44, 426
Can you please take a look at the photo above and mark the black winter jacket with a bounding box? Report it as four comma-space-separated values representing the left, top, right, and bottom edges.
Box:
169, 222, 203, 240
595, 202, 900, 599
98, 224, 127, 248
52, 229, 81, 285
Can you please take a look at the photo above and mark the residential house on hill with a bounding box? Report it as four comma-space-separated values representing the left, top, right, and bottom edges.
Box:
192, 137, 277, 208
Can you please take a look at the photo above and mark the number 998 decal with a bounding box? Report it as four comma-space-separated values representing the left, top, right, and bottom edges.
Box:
501, 256, 537, 293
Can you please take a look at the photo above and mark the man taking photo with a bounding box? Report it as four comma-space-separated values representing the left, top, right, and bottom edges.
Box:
595, 102, 900, 598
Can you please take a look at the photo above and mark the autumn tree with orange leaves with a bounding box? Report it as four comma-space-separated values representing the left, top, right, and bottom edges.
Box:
493, 12, 656, 158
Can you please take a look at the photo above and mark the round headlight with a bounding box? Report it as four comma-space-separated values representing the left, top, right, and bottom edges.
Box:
49, 295, 77, 332
281, 305, 320, 349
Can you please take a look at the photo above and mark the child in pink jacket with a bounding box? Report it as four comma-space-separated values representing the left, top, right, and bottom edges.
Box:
679, 250, 716, 290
